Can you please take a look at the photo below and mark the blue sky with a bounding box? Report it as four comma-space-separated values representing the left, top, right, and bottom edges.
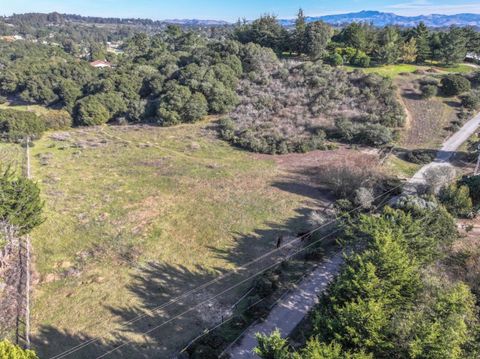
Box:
2, 0, 480, 21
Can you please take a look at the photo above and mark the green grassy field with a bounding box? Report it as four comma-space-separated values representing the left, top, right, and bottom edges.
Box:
344, 62, 475, 78
0, 102, 63, 116
23, 122, 316, 358
384, 155, 422, 178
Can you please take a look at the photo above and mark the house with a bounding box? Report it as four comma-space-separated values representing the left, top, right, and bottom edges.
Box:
466, 52, 480, 64
89, 60, 113, 68
0, 35, 22, 42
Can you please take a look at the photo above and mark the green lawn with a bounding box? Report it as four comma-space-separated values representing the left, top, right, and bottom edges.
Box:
344, 62, 475, 78
384, 155, 422, 178
27, 123, 314, 358
0, 102, 63, 116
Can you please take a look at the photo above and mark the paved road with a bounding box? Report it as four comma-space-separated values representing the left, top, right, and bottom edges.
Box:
227, 252, 344, 358
405, 111, 480, 194
228, 112, 480, 358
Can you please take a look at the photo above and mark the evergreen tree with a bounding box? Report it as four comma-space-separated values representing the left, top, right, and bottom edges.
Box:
254, 330, 291, 359
401, 37, 418, 63
0, 167, 43, 235
337, 22, 367, 52
407, 283, 477, 359
374, 26, 401, 65
429, 32, 443, 61
0, 340, 38, 359
294, 8, 307, 54
439, 27, 467, 65
303, 21, 333, 60
439, 184, 473, 218
413, 22, 430, 63
297, 340, 373, 359
462, 26, 480, 54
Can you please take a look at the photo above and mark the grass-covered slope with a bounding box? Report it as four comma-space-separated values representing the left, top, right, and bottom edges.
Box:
27, 122, 313, 357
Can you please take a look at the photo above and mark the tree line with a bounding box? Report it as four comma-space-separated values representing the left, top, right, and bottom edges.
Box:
255, 191, 480, 358
235, 10, 480, 66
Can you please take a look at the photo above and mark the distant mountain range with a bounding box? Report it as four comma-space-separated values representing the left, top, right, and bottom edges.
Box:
162, 19, 229, 26
278, 10, 480, 28
4, 10, 480, 28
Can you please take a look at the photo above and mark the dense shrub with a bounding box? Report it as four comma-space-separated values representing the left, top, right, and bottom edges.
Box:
326, 52, 343, 66
351, 52, 371, 67
420, 84, 438, 99
222, 62, 404, 154
157, 82, 208, 125
0, 340, 38, 359
74, 95, 110, 126
460, 92, 480, 110
406, 149, 437, 164
441, 74, 471, 96
419, 76, 440, 86
458, 175, 480, 207
439, 184, 473, 218
42, 110, 73, 130
469, 71, 480, 87
357, 123, 394, 146
0, 109, 45, 142
335, 119, 394, 146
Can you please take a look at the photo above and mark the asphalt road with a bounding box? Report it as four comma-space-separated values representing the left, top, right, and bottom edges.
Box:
227, 111, 480, 358
227, 252, 344, 358
405, 111, 480, 194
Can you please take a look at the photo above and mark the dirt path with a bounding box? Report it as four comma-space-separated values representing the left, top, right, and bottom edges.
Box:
405, 111, 480, 194
227, 252, 343, 358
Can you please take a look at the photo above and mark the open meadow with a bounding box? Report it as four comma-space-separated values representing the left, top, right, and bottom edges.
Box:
15, 121, 335, 358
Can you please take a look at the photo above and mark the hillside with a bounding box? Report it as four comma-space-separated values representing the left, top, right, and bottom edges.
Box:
4, 10, 480, 28
280, 10, 480, 27
25, 122, 328, 358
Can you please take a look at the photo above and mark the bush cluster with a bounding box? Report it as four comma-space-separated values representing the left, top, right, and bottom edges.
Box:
420, 84, 438, 99
441, 74, 471, 96
405, 149, 437, 164
221, 62, 404, 154
0, 33, 243, 131
460, 91, 480, 110
0, 109, 45, 142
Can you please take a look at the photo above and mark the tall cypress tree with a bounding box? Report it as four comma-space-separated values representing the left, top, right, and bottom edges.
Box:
439, 27, 467, 65
294, 8, 307, 54
413, 22, 431, 63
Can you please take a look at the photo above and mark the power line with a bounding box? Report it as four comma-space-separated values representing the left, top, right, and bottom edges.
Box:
94, 228, 343, 359
47, 128, 424, 359
25, 137, 31, 349
51, 183, 402, 359
48, 141, 479, 359
474, 144, 480, 176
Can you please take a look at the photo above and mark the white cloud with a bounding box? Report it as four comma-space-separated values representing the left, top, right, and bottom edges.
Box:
386, 1, 480, 15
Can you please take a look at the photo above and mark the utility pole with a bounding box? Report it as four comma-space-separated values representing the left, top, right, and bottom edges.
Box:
24, 136, 31, 349
475, 144, 480, 176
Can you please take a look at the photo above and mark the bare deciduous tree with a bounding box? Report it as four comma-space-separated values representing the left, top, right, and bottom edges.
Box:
424, 165, 457, 194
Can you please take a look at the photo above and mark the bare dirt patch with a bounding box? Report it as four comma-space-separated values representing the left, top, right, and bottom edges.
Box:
254, 148, 381, 204
396, 75, 457, 150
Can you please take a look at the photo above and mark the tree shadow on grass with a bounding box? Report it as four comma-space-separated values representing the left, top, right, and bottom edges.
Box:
32, 325, 149, 359
32, 263, 224, 358
32, 156, 341, 358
